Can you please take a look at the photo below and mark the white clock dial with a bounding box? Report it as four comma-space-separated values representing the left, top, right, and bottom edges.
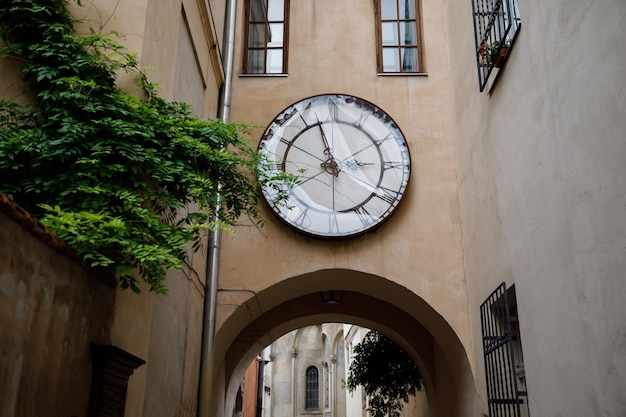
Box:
259, 94, 411, 238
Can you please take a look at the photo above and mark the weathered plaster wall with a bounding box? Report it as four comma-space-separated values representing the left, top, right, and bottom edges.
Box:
0, 211, 115, 417
446, 0, 626, 415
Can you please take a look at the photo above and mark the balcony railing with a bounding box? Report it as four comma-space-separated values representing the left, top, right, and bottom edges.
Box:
472, 0, 521, 91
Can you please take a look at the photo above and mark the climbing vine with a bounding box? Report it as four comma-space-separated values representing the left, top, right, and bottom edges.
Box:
0, 0, 289, 294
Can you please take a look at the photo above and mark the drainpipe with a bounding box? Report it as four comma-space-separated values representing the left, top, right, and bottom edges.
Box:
256, 356, 265, 417
197, 0, 237, 416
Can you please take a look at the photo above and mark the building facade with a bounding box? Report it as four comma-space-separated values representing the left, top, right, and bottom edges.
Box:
237, 324, 426, 417
1, 0, 626, 417
239, 324, 347, 417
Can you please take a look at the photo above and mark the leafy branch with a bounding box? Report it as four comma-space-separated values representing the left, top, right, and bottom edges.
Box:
346, 331, 422, 417
0, 0, 293, 294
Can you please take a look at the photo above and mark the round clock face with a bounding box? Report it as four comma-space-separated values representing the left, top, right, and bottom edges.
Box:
258, 94, 411, 238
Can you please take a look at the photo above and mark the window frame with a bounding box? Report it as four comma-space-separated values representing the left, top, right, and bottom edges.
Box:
480, 283, 530, 417
304, 365, 320, 410
243, 0, 290, 75
375, 0, 425, 75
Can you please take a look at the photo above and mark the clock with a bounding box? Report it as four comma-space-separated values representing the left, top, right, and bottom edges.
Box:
258, 94, 411, 239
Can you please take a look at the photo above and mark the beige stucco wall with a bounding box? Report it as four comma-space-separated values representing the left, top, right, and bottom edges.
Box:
213, 2, 475, 416
446, 0, 626, 415
222, 0, 467, 341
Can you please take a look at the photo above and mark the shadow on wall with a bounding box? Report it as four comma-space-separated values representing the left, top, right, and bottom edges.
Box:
0, 197, 143, 417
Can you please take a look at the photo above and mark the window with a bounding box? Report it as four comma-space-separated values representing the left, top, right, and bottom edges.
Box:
472, 0, 521, 91
376, 0, 423, 73
243, 0, 289, 74
480, 283, 530, 417
305, 366, 319, 409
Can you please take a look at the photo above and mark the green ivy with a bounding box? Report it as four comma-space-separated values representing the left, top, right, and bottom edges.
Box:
0, 0, 290, 294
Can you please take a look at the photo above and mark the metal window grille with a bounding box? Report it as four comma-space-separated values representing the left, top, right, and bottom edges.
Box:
305, 366, 319, 409
480, 283, 529, 417
471, 0, 521, 91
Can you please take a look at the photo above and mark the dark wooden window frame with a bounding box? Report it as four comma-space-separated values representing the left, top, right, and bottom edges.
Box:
243, 0, 290, 75
375, 0, 425, 74
305, 365, 320, 410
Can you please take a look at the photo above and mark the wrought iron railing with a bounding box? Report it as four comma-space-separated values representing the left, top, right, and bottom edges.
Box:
480, 283, 529, 417
472, 0, 521, 91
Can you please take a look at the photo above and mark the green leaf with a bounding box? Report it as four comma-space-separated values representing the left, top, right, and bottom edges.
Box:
346, 331, 422, 417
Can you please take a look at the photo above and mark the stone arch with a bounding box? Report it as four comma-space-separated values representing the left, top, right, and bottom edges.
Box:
214, 269, 479, 417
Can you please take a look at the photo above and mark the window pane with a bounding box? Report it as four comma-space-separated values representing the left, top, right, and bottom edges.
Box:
266, 49, 283, 73
267, 0, 284, 21
248, 49, 265, 73
249, 0, 266, 21
399, 0, 415, 19
249, 23, 266, 47
380, 0, 397, 20
401, 47, 418, 71
268, 23, 283, 46
382, 47, 400, 72
400, 21, 417, 45
306, 367, 319, 409
381, 22, 398, 46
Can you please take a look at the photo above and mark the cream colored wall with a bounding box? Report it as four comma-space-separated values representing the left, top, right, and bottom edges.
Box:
68, 0, 149, 94
446, 0, 626, 415
214, 0, 472, 415
220, 0, 468, 358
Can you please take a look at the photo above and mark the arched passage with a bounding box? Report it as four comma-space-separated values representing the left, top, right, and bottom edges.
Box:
210, 269, 479, 417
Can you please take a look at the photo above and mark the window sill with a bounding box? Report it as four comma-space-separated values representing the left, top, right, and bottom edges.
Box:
239, 73, 288, 78
377, 72, 428, 76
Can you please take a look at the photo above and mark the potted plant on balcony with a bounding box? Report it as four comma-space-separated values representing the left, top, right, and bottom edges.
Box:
480, 39, 510, 68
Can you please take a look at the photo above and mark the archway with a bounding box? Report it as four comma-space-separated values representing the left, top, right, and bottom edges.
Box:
211, 269, 479, 417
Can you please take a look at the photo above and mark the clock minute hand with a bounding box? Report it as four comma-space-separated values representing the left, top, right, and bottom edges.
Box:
315, 115, 341, 177
341, 159, 375, 170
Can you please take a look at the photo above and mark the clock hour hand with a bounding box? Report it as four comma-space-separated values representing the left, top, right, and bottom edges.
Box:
315, 115, 332, 156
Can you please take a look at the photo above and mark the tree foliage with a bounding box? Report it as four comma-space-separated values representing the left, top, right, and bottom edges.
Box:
0, 0, 290, 293
346, 330, 422, 417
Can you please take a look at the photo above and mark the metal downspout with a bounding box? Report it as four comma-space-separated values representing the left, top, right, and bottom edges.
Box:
198, 0, 237, 415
